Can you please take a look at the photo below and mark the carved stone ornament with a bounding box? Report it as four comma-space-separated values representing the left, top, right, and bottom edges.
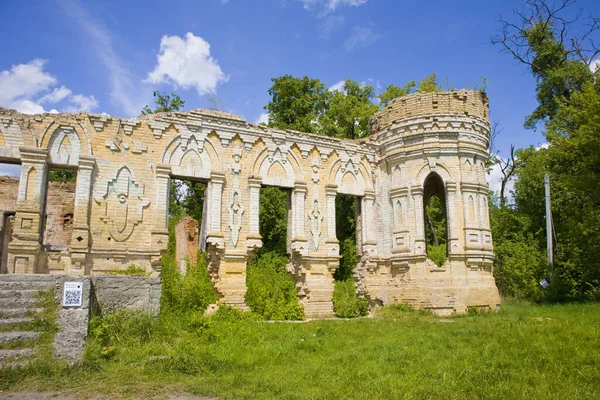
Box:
227, 190, 245, 248
308, 199, 323, 251
94, 165, 150, 242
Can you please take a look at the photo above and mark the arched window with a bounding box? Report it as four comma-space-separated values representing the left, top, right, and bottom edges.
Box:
423, 173, 448, 267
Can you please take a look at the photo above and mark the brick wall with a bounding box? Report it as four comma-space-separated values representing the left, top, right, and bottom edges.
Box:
43, 181, 76, 247
370, 90, 489, 133
0, 176, 19, 212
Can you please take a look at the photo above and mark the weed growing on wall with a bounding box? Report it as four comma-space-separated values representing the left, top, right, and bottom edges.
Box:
161, 250, 219, 314
245, 251, 304, 320
426, 244, 447, 268
332, 279, 368, 318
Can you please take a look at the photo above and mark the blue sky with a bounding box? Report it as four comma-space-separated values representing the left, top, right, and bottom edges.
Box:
1, 0, 599, 189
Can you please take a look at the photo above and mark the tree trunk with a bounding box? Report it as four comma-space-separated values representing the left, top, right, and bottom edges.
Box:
426, 211, 439, 246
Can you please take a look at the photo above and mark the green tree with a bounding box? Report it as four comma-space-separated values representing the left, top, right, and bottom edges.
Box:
142, 91, 186, 115
493, 0, 598, 130
377, 81, 416, 107
376, 73, 445, 108
320, 79, 379, 139
258, 186, 289, 256
491, 0, 600, 300
417, 73, 444, 93
48, 169, 77, 183
264, 75, 330, 133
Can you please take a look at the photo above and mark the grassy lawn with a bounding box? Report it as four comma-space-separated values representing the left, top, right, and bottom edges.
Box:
1, 299, 599, 399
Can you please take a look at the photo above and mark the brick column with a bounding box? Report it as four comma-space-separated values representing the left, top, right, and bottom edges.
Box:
68, 155, 96, 273
246, 178, 262, 251
324, 184, 339, 255
150, 164, 171, 270
390, 187, 410, 254
290, 181, 308, 256
361, 189, 377, 257
7, 147, 48, 274
446, 182, 459, 254
206, 171, 225, 250
411, 185, 426, 255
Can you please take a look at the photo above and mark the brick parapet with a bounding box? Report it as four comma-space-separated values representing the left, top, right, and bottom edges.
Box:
370, 90, 489, 134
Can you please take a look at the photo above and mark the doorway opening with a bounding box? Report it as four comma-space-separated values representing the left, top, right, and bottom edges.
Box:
168, 177, 207, 272
332, 193, 368, 317
245, 185, 303, 320
423, 173, 448, 267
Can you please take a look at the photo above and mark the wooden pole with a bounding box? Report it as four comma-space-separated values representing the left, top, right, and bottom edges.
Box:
544, 174, 553, 268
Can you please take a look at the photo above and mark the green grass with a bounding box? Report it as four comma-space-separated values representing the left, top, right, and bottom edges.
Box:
1, 299, 599, 399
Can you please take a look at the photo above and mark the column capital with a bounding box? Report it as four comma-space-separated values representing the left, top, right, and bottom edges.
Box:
248, 177, 262, 188
19, 146, 48, 164
155, 163, 171, 178
325, 183, 338, 197
410, 186, 424, 196
363, 189, 376, 200
446, 182, 457, 193
293, 181, 308, 193
78, 155, 96, 170
210, 171, 226, 184
390, 186, 408, 199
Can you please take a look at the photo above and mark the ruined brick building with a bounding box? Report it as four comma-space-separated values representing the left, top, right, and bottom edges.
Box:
0, 90, 500, 317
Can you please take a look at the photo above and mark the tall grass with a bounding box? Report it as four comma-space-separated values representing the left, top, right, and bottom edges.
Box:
1, 300, 599, 399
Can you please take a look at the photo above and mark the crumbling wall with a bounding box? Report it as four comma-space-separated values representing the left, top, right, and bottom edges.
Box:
0, 176, 18, 274
43, 181, 76, 247
0, 176, 19, 211
175, 215, 199, 274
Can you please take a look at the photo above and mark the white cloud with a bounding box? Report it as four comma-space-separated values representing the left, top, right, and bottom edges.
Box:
59, 0, 146, 117
344, 26, 381, 50
0, 60, 98, 114
65, 94, 99, 112
0, 59, 56, 108
329, 80, 346, 92
12, 100, 45, 114
590, 58, 600, 73
39, 86, 72, 104
319, 15, 345, 38
254, 112, 269, 125
146, 33, 229, 96
301, 0, 368, 14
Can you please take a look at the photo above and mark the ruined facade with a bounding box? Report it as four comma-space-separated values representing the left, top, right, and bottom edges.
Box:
0, 90, 500, 317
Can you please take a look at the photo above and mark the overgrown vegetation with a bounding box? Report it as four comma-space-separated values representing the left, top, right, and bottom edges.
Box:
489, 0, 600, 301
160, 249, 218, 315
2, 301, 600, 399
245, 251, 304, 320
332, 195, 368, 318
425, 195, 447, 267
245, 186, 304, 320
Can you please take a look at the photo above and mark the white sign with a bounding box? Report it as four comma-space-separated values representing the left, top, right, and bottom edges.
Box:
62, 282, 83, 307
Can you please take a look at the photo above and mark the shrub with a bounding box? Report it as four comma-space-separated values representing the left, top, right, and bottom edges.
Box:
332, 279, 368, 318
245, 251, 304, 320
160, 251, 219, 314
427, 244, 447, 267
